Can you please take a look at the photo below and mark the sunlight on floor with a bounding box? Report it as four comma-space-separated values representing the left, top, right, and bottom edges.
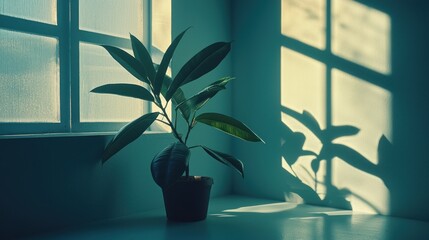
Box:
224, 202, 298, 214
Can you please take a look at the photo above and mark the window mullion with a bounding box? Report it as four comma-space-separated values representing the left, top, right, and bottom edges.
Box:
57, 0, 71, 132
70, 0, 80, 132
145, 0, 153, 120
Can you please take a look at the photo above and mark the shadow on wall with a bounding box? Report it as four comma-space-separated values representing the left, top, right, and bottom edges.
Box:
280, 0, 395, 214
280, 106, 395, 213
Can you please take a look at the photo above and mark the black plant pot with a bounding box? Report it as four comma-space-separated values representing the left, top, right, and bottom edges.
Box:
162, 176, 214, 222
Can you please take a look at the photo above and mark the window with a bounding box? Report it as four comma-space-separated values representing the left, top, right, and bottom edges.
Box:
0, 0, 171, 136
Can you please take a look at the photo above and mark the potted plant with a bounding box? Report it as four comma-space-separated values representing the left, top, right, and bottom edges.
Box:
91, 28, 264, 222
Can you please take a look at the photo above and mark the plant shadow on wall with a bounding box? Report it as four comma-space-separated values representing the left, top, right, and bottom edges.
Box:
279, 0, 394, 213
280, 106, 394, 212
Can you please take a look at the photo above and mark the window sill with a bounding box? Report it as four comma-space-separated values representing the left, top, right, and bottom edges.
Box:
0, 130, 169, 140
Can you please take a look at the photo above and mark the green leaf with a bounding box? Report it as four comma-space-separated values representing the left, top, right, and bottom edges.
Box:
176, 77, 233, 121
153, 28, 190, 96
102, 112, 159, 163
195, 113, 264, 142
130, 34, 156, 84
209, 76, 234, 87
91, 83, 154, 102
101, 45, 150, 85
200, 146, 244, 177
166, 42, 231, 100
151, 142, 190, 189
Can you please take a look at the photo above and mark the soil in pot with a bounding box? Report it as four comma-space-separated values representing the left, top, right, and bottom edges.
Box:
162, 176, 214, 222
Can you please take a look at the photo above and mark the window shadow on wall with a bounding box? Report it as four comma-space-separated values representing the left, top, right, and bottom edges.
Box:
280, 0, 394, 214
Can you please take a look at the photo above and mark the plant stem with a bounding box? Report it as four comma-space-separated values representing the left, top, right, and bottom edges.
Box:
184, 112, 196, 144
156, 119, 170, 126
174, 108, 178, 130
157, 102, 184, 144
184, 125, 192, 144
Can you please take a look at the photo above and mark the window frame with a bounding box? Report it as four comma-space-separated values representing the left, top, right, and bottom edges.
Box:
0, 0, 157, 136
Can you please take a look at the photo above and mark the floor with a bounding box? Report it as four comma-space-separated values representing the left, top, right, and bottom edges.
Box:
23, 195, 429, 240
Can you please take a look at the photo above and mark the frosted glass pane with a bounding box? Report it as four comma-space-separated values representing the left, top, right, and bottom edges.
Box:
0, 0, 57, 24
0, 29, 59, 122
281, 0, 326, 49
79, 43, 144, 122
332, 0, 391, 74
152, 0, 171, 53
151, 0, 171, 131
79, 0, 143, 38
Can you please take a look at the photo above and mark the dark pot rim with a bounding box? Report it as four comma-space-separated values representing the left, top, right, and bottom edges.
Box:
174, 176, 214, 185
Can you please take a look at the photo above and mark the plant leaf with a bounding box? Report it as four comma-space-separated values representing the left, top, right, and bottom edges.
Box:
102, 112, 159, 163
101, 45, 150, 85
130, 34, 156, 84
200, 145, 244, 177
153, 28, 190, 96
151, 142, 190, 189
91, 83, 154, 102
166, 42, 231, 100
195, 113, 264, 142
176, 77, 233, 121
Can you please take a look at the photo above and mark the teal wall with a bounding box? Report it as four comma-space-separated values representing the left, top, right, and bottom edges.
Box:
231, 0, 429, 221
0, 0, 233, 238
2, 1, 429, 238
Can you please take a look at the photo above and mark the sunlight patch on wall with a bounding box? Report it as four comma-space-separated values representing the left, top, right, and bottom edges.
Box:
281, 0, 326, 49
331, 69, 392, 214
332, 69, 392, 163
332, 158, 390, 214
281, 47, 327, 197
281, 47, 326, 128
332, 0, 391, 74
